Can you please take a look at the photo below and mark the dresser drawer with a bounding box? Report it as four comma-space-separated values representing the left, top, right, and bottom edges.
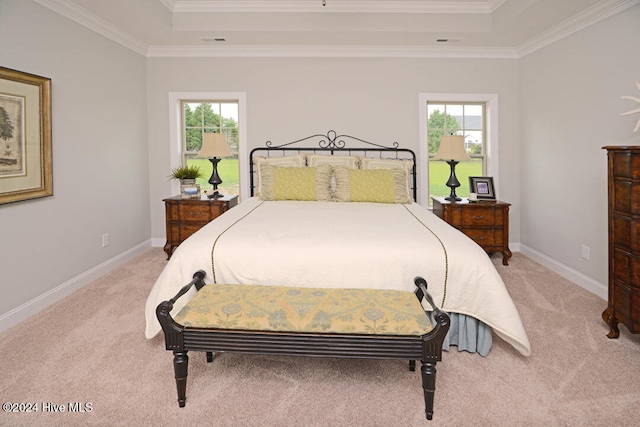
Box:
613, 215, 640, 255
612, 150, 640, 179
613, 249, 640, 290
613, 180, 640, 216
611, 283, 640, 332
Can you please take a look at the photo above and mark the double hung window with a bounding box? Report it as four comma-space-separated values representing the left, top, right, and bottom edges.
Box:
427, 102, 487, 202
181, 101, 239, 197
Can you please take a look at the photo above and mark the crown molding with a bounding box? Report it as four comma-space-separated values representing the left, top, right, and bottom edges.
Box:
33, 0, 148, 56
487, 0, 508, 12
517, 0, 640, 57
158, 0, 177, 12
147, 44, 518, 59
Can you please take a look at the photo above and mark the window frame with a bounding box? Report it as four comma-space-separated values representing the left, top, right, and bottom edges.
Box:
169, 92, 247, 199
418, 93, 499, 206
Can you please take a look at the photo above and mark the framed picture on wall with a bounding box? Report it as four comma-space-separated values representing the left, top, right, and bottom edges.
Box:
469, 176, 496, 200
0, 67, 52, 205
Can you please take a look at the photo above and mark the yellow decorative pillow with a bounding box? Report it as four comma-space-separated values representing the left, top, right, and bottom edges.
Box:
360, 157, 413, 200
259, 164, 332, 201
333, 167, 411, 203
350, 169, 396, 203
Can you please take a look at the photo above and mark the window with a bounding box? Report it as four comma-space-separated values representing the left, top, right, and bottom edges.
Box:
182, 101, 239, 197
418, 93, 498, 206
169, 92, 246, 200
427, 102, 485, 202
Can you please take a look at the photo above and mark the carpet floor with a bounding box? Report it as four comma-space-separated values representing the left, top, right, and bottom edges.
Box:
1, 249, 639, 426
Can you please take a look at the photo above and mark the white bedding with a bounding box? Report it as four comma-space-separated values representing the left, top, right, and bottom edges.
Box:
145, 197, 531, 356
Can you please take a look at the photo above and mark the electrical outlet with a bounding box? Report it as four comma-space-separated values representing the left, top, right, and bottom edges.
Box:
102, 233, 110, 248
581, 245, 590, 260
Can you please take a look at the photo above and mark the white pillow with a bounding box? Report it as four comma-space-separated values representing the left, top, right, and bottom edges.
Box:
306, 154, 360, 169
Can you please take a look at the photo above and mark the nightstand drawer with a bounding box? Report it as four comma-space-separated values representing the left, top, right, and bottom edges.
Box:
462, 228, 503, 248
177, 204, 216, 222
179, 223, 209, 241
462, 208, 503, 227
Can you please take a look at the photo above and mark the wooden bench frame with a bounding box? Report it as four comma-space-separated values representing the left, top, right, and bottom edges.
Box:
156, 271, 450, 421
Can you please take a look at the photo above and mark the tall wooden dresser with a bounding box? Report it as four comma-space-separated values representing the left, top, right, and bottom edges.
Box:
602, 146, 640, 338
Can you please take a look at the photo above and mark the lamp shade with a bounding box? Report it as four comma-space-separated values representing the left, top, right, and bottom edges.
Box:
198, 133, 232, 158
433, 135, 470, 161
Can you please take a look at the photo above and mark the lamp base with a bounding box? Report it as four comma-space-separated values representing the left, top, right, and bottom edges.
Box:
207, 157, 224, 199
444, 160, 462, 202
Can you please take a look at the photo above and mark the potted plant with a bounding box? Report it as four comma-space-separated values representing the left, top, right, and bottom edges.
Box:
170, 165, 202, 198
170, 164, 202, 183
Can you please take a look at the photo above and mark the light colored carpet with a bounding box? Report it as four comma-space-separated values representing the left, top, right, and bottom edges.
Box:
1, 249, 639, 426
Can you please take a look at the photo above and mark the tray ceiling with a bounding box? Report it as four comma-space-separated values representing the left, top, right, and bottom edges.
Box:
34, 0, 639, 57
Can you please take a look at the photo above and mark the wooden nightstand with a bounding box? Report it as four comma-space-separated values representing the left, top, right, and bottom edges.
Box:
163, 194, 239, 259
432, 197, 512, 266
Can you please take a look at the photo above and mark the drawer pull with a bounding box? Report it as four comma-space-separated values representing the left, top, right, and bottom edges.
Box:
188, 211, 202, 216
472, 215, 484, 220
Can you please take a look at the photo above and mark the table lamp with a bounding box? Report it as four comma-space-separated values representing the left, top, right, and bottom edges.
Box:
198, 133, 232, 199
433, 134, 469, 201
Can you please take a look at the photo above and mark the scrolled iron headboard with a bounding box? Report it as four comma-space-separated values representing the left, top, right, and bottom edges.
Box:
249, 130, 417, 201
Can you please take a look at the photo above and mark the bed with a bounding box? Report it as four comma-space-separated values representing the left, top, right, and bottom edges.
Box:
145, 130, 531, 357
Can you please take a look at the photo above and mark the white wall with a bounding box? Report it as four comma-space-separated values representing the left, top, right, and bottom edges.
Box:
146, 57, 521, 242
518, 4, 640, 297
0, 1, 150, 324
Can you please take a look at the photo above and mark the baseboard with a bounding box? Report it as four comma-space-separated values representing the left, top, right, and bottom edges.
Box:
0, 240, 152, 334
151, 237, 165, 248
519, 244, 607, 301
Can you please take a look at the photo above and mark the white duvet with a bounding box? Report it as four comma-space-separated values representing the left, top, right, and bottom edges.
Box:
145, 197, 531, 356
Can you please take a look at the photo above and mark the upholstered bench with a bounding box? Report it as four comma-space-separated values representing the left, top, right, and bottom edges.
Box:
156, 271, 450, 421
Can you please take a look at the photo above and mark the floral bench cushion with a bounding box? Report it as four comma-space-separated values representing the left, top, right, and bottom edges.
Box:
173, 283, 433, 336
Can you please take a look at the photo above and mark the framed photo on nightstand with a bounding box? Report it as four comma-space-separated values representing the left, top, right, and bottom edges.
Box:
469, 176, 496, 200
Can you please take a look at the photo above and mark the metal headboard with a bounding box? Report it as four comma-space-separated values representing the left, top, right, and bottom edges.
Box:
249, 130, 417, 201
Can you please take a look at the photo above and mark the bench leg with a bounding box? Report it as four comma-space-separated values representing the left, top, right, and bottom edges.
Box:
173, 350, 189, 408
409, 360, 416, 371
421, 361, 437, 421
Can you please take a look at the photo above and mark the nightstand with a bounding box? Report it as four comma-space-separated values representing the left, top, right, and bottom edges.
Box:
432, 197, 512, 266
163, 194, 239, 259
